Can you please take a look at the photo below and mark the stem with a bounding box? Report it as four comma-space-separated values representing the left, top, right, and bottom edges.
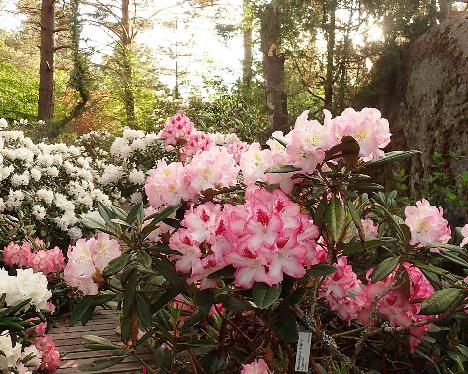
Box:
332, 326, 366, 338
133, 351, 156, 374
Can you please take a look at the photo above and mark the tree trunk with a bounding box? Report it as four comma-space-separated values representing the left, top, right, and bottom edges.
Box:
324, 0, 336, 112
121, 0, 136, 126
38, 0, 55, 121
242, 0, 253, 88
260, 2, 288, 134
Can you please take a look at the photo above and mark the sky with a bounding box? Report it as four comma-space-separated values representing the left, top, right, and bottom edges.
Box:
0, 0, 387, 97
0, 0, 245, 97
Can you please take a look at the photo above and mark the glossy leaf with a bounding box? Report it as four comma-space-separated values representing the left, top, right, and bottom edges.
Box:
419, 288, 466, 315
370, 256, 400, 283
252, 283, 282, 309
326, 196, 346, 243
361, 150, 421, 169
102, 254, 131, 277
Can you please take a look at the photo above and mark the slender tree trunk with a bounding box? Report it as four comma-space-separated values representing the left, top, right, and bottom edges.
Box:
324, 0, 336, 112
38, 0, 55, 121
260, 2, 288, 134
121, 0, 136, 126
242, 0, 253, 88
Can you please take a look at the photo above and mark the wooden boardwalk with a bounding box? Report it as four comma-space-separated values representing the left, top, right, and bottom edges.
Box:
50, 309, 152, 374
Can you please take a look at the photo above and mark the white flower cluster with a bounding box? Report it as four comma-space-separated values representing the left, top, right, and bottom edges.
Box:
0, 332, 42, 372
0, 268, 51, 310
82, 127, 173, 203
0, 128, 111, 241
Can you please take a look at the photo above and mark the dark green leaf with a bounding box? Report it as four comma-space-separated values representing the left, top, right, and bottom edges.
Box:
370, 256, 400, 283
136, 294, 152, 329
194, 290, 215, 313
304, 263, 338, 278
419, 288, 466, 315
102, 254, 131, 277
69, 297, 92, 326
271, 307, 298, 342
265, 165, 302, 174
347, 200, 364, 243
361, 150, 421, 169
145, 204, 181, 223
343, 238, 396, 255
162, 217, 184, 229
252, 283, 282, 309
326, 196, 346, 242
126, 203, 143, 224
136, 251, 152, 269
80, 356, 125, 371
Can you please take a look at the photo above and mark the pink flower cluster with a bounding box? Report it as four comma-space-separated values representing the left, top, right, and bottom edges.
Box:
404, 199, 451, 248
461, 224, 468, 247
159, 113, 215, 161
160, 113, 195, 146
64, 233, 121, 295
321, 259, 435, 351
3, 239, 65, 277
241, 359, 271, 374
320, 256, 364, 323
169, 187, 321, 289
145, 146, 239, 210
34, 334, 60, 372
358, 263, 435, 351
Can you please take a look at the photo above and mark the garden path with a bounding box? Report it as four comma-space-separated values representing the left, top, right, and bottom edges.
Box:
49, 308, 152, 374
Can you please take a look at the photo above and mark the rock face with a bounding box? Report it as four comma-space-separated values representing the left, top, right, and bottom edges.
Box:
385, 16, 468, 223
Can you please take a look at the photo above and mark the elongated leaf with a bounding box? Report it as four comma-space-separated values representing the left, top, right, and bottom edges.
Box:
82, 335, 122, 349
252, 283, 282, 309
162, 217, 184, 229
343, 238, 396, 255
81, 218, 115, 236
312, 198, 327, 232
361, 150, 421, 169
102, 254, 131, 277
98, 202, 114, 223
265, 165, 302, 174
144, 204, 181, 223
110, 219, 134, 228
326, 196, 346, 242
370, 256, 400, 283
136, 294, 152, 329
194, 290, 215, 313
69, 297, 92, 326
126, 203, 143, 224
419, 288, 466, 315
347, 200, 364, 243
271, 307, 298, 342
439, 251, 468, 268
271, 136, 287, 147
304, 263, 338, 277
80, 356, 125, 371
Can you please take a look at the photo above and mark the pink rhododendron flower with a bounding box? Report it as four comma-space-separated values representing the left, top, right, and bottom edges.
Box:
3, 239, 65, 277
320, 256, 364, 323
327, 107, 391, 160
362, 218, 379, 239
160, 113, 195, 146
227, 140, 250, 164
145, 160, 193, 210
358, 263, 435, 351
169, 187, 320, 289
64, 233, 121, 295
286, 110, 337, 173
241, 358, 271, 374
460, 224, 468, 247
186, 146, 239, 193
404, 199, 451, 248
180, 131, 212, 161
34, 334, 60, 372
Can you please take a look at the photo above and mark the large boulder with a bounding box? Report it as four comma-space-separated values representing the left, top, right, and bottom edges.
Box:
385, 15, 468, 223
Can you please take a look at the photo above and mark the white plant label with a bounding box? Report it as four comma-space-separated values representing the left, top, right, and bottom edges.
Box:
295, 331, 312, 372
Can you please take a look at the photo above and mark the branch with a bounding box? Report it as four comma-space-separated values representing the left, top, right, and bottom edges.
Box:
54, 45, 71, 51
53, 27, 69, 33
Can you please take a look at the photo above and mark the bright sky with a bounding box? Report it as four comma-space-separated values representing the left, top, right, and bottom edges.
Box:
0, 0, 385, 96
0, 0, 244, 97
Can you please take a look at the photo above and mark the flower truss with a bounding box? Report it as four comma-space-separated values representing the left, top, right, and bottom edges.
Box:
65, 109, 467, 374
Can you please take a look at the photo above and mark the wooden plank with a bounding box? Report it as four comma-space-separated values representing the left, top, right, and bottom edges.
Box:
50, 308, 154, 373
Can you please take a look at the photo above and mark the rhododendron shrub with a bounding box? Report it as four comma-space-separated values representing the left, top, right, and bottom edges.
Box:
69, 110, 467, 374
